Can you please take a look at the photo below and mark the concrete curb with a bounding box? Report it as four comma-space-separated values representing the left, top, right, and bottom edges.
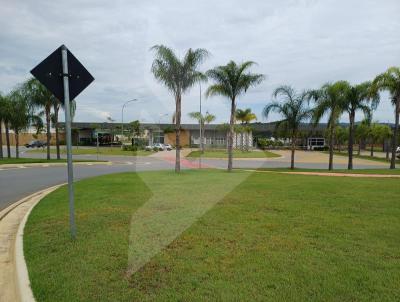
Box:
14, 185, 63, 302
0, 161, 110, 169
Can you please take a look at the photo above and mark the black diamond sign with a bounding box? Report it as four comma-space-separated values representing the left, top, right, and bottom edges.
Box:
31, 45, 94, 103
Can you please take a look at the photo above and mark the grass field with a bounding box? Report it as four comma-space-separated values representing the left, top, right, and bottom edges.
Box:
324, 151, 400, 164
28, 147, 154, 156
252, 167, 400, 175
187, 149, 280, 158
0, 158, 102, 165
24, 170, 400, 301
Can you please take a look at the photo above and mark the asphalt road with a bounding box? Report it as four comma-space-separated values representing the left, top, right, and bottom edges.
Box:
0, 156, 173, 210
0, 146, 389, 210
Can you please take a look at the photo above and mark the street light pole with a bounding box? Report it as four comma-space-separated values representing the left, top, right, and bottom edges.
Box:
121, 99, 138, 142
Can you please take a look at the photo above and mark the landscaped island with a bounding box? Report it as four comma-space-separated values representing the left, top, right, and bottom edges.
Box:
24, 170, 400, 301
186, 149, 280, 158
27, 147, 154, 156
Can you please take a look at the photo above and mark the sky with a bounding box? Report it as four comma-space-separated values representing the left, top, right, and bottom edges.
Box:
1, 0, 399, 124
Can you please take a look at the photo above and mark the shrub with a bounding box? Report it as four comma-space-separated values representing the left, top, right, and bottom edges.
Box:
122, 145, 138, 151
313, 146, 329, 151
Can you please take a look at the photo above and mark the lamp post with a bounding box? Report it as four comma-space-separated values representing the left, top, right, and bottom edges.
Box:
121, 99, 138, 142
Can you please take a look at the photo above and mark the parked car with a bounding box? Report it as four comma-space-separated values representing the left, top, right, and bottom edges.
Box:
145, 143, 166, 151
153, 143, 165, 151
25, 140, 47, 148
396, 146, 400, 158
164, 144, 173, 151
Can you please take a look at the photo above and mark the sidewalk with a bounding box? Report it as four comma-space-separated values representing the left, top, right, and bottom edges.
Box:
0, 186, 60, 302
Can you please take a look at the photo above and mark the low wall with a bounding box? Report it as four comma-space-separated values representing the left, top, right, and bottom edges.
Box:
0, 133, 66, 146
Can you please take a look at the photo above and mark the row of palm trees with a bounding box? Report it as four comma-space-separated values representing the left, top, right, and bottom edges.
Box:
0, 79, 74, 160
264, 71, 399, 171
150, 45, 400, 172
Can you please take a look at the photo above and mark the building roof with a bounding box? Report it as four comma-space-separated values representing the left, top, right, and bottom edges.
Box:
58, 121, 396, 132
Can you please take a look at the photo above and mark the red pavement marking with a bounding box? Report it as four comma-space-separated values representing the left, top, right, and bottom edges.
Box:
161, 155, 213, 169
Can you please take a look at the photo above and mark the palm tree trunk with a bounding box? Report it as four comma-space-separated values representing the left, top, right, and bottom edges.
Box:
228, 98, 235, 171
348, 113, 354, 169
390, 99, 399, 169
0, 120, 3, 159
15, 130, 19, 159
175, 94, 181, 172
329, 125, 334, 170
54, 104, 61, 160
5, 122, 11, 158
386, 139, 390, 160
370, 142, 374, 157
290, 135, 295, 169
46, 106, 51, 160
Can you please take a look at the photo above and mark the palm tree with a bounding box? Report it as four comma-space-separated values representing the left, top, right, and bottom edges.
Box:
188, 111, 216, 152
23, 78, 57, 160
0, 93, 12, 158
263, 85, 312, 169
0, 92, 5, 159
206, 61, 264, 171
151, 45, 209, 172
372, 67, 400, 169
342, 81, 377, 169
236, 108, 257, 151
52, 100, 76, 159
310, 81, 348, 170
8, 88, 32, 159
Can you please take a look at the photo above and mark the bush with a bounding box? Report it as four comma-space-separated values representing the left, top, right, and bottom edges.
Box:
122, 145, 138, 151
313, 146, 329, 151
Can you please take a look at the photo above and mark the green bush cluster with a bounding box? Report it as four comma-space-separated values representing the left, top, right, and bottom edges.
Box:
257, 138, 284, 149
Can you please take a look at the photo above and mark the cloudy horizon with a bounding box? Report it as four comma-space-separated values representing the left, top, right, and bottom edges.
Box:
1, 0, 399, 125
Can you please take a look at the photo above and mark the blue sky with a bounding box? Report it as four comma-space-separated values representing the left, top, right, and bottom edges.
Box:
1, 0, 399, 124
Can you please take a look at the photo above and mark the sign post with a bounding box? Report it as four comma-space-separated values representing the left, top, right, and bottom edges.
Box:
31, 44, 94, 239
61, 46, 76, 238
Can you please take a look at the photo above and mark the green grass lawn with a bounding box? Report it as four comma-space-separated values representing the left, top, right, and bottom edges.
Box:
24, 170, 400, 301
28, 147, 154, 156
252, 167, 400, 175
187, 149, 280, 158
0, 158, 103, 165
324, 151, 400, 164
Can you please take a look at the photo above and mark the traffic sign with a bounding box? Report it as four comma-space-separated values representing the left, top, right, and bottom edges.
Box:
31, 45, 94, 239
30, 45, 94, 102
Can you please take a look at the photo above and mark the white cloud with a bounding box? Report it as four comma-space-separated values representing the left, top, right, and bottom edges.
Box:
0, 0, 399, 124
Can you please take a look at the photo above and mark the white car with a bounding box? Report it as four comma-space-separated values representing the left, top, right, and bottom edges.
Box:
153, 143, 165, 151
164, 144, 173, 151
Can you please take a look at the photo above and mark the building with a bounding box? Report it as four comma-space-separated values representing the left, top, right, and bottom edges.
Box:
57, 122, 253, 149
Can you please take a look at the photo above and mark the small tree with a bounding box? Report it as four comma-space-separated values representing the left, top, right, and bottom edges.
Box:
9, 88, 32, 158
188, 111, 216, 152
355, 120, 371, 155
335, 126, 348, 152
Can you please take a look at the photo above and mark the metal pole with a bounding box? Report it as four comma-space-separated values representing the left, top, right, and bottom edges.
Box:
121, 105, 124, 141
61, 46, 76, 239
199, 82, 202, 168
96, 132, 99, 161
